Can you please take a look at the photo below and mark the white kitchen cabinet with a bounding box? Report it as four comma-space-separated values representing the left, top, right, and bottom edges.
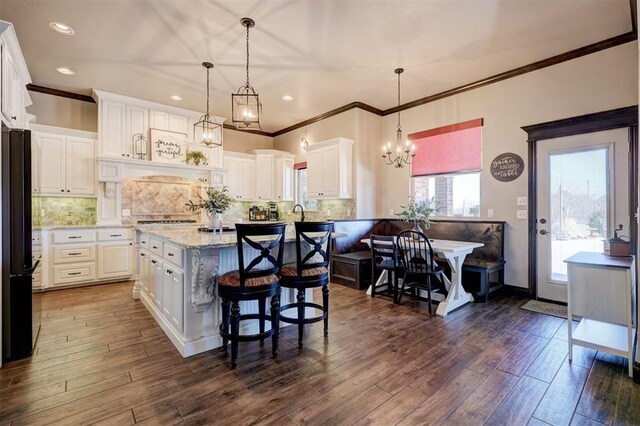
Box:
169, 114, 189, 135
162, 265, 184, 332
224, 152, 255, 201
152, 256, 163, 309
97, 240, 133, 279
101, 100, 126, 158
149, 110, 168, 130
125, 105, 148, 158
65, 137, 96, 195
34, 133, 65, 194
1, 45, 19, 127
275, 157, 295, 201
0, 22, 32, 130
255, 154, 274, 201
304, 137, 353, 199
31, 126, 96, 196
139, 250, 150, 295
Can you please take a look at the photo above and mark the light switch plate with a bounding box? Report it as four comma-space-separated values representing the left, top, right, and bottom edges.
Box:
389, 209, 394, 216
487, 209, 494, 218
517, 197, 528, 206
122, 209, 131, 217
516, 209, 527, 219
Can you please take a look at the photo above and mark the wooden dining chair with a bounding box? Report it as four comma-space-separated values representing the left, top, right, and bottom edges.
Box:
396, 230, 446, 314
370, 234, 403, 303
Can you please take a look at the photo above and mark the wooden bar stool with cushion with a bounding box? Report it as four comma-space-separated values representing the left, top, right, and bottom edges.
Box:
370, 234, 403, 303
280, 221, 334, 348
218, 223, 286, 369
396, 230, 446, 315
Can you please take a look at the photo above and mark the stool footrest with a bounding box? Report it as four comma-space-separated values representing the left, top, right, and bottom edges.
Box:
280, 302, 327, 325
219, 314, 274, 342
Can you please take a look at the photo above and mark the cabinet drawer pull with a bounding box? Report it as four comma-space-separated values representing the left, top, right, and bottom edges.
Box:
166, 269, 173, 274
140, 253, 146, 257
68, 272, 82, 276
68, 252, 82, 256
151, 260, 157, 264
110, 234, 122, 237
167, 253, 174, 257
68, 236, 82, 239
152, 246, 158, 249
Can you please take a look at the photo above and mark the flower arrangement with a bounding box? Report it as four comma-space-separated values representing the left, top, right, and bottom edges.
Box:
396, 196, 438, 232
187, 185, 234, 214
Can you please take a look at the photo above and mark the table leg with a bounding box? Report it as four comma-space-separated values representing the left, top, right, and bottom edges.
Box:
366, 270, 389, 296
435, 252, 474, 317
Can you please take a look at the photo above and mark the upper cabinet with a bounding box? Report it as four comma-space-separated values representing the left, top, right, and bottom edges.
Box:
31, 125, 97, 196
304, 137, 353, 199
93, 90, 225, 165
223, 151, 256, 201
0, 21, 32, 129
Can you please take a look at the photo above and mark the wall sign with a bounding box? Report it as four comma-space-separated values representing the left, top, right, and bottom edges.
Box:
150, 128, 187, 164
490, 152, 524, 182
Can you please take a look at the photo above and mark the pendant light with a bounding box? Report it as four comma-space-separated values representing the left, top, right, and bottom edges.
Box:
232, 17, 262, 130
382, 68, 416, 168
194, 62, 222, 148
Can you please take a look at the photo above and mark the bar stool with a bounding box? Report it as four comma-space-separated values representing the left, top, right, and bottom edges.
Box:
279, 221, 334, 348
370, 234, 403, 303
218, 223, 286, 369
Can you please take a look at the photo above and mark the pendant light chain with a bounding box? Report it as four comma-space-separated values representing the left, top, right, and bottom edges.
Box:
397, 70, 401, 133
245, 23, 250, 87
206, 64, 210, 114
382, 67, 416, 168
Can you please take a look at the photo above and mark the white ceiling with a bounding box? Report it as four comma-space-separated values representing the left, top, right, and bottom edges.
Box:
1, 0, 634, 132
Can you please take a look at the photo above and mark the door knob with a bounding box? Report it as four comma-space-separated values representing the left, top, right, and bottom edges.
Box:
539, 229, 548, 235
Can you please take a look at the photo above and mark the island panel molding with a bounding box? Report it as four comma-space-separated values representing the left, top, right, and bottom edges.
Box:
190, 249, 217, 312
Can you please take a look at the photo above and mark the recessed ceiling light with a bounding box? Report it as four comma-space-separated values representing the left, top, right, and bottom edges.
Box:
281, 95, 294, 101
170, 95, 183, 101
49, 22, 75, 35
55, 67, 75, 75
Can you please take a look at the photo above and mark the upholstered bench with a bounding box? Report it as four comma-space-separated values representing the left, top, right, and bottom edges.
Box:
330, 251, 372, 290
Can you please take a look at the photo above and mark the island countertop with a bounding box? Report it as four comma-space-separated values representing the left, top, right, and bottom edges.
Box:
136, 224, 345, 249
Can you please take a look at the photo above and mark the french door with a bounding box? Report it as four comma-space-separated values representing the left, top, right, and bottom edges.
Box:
536, 128, 629, 302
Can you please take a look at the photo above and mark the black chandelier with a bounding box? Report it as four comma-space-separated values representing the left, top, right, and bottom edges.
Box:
194, 62, 222, 148
231, 17, 262, 130
382, 68, 416, 168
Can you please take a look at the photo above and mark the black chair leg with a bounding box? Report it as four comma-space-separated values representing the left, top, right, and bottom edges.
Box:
296, 288, 305, 348
322, 284, 329, 336
393, 270, 400, 304
397, 274, 407, 304
427, 276, 433, 315
230, 301, 240, 369
221, 298, 230, 353
271, 293, 280, 357
371, 264, 376, 297
258, 296, 266, 345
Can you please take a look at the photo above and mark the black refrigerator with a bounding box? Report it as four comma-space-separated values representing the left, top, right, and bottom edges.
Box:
1, 122, 40, 362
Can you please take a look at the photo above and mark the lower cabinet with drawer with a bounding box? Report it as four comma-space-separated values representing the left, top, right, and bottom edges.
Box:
47, 227, 134, 289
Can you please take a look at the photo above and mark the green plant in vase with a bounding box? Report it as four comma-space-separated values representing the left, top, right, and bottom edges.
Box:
187, 186, 234, 230
186, 150, 207, 166
396, 196, 438, 233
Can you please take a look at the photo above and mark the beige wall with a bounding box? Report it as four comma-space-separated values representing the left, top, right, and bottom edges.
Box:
378, 42, 638, 289
223, 128, 273, 153
28, 91, 98, 132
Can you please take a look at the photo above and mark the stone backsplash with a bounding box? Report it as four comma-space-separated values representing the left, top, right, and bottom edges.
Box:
33, 196, 97, 227
121, 175, 202, 224
222, 199, 356, 224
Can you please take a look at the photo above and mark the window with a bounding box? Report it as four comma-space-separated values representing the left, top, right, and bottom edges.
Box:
296, 168, 317, 210
410, 118, 482, 218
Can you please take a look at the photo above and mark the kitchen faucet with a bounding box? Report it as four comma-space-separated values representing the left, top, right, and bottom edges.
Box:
292, 204, 305, 222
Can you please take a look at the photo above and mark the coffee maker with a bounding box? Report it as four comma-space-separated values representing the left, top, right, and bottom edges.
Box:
268, 203, 279, 221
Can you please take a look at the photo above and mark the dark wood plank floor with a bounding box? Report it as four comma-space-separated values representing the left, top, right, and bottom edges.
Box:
1, 282, 639, 425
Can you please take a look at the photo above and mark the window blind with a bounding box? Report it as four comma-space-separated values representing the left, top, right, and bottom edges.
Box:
410, 118, 483, 177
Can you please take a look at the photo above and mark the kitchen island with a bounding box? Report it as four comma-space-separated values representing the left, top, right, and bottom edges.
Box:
133, 225, 334, 357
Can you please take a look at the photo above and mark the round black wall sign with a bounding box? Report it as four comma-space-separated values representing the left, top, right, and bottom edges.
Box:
490, 152, 524, 182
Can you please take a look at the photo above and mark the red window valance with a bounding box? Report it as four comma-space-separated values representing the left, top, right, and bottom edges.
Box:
410, 118, 483, 177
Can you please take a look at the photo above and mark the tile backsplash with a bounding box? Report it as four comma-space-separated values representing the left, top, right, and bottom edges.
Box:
33, 196, 97, 227
222, 199, 355, 224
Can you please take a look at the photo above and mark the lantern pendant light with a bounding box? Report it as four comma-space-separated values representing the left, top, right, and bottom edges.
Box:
232, 17, 262, 130
194, 62, 222, 148
382, 68, 416, 168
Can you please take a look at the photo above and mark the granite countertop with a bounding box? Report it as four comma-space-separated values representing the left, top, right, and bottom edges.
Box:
34, 224, 136, 230
137, 224, 345, 249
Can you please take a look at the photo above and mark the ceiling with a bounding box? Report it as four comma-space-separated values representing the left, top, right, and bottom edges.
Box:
1, 0, 634, 132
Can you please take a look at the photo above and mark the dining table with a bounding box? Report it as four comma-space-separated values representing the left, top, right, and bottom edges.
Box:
361, 237, 484, 317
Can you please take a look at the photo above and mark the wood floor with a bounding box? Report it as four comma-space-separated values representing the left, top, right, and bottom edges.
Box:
1, 282, 639, 425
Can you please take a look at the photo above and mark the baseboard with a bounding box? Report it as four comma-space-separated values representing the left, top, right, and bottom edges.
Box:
634, 332, 639, 384
502, 284, 531, 298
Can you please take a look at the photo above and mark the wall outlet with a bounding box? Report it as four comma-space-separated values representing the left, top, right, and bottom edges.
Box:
487, 209, 494, 218
122, 209, 131, 217
389, 209, 394, 216
516, 209, 527, 219
517, 197, 528, 206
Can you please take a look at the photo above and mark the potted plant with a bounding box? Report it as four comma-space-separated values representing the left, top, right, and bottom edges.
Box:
186, 150, 207, 166
396, 196, 438, 233
187, 186, 234, 230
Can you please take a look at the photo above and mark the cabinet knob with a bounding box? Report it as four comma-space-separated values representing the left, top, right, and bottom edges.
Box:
11, 116, 16, 120
60, 189, 64, 192
122, 154, 125, 157
67, 190, 70, 192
